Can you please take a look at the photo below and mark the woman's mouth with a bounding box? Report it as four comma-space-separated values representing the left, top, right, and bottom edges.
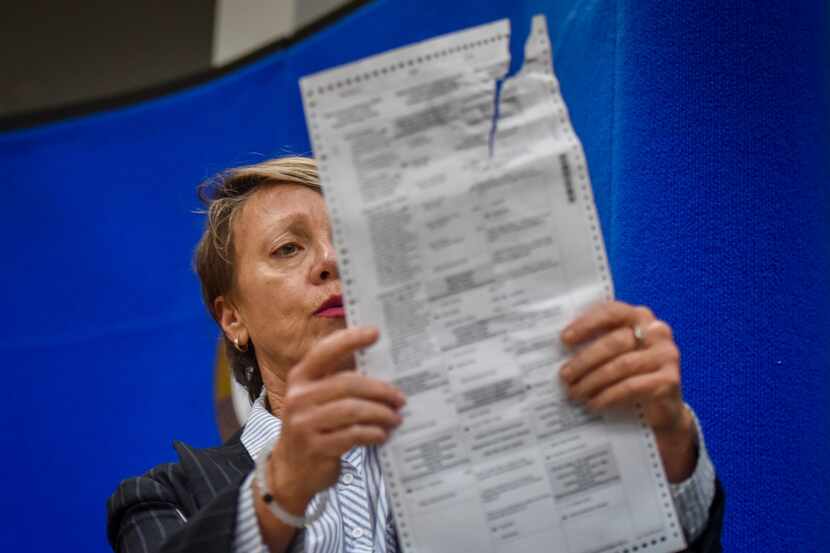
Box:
314, 294, 345, 318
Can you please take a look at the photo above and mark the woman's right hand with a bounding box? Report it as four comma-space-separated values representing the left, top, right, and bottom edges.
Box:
266, 326, 405, 515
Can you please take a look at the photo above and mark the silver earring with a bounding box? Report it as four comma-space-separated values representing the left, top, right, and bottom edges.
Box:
245, 366, 255, 382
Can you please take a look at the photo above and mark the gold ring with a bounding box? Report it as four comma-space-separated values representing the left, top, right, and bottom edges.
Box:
633, 325, 646, 348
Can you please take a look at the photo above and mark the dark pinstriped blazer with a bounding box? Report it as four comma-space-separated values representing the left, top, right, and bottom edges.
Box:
107, 430, 254, 553
106, 431, 726, 553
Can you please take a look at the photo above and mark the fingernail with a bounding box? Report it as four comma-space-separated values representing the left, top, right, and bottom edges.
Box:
392, 387, 406, 405
361, 326, 379, 339
562, 328, 575, 343
560, 364, 572, 382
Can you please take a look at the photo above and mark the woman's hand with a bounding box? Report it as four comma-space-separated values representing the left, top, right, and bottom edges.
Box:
267, 326, 405, 514
559, 300, 697, 482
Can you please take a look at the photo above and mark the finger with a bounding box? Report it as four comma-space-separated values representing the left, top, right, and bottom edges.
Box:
585, 369, 680, 411
568, 344, 670, 401
561, 301, 655, 346
643, 319, 673, 346
560, 326, 638, 384
316, 425, 390, 456
287, 372, 406, 410
293, 326, 379, 382
307, 398, 402, 432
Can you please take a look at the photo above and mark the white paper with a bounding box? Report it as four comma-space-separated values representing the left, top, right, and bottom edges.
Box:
300, 15, 686, 553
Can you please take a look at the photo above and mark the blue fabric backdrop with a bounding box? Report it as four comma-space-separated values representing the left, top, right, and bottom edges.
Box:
1, 1, 827, 551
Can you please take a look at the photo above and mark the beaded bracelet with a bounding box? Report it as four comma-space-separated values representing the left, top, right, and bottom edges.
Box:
255, 444, 329, 528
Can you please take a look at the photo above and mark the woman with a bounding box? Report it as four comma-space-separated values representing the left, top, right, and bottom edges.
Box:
107, 157, 724, 553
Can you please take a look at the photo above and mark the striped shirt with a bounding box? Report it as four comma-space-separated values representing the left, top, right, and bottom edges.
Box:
233, 394, 715, 552
233, 393, 397, 553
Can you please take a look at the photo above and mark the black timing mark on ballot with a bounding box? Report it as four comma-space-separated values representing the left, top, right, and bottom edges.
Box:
559, 153, 576, 203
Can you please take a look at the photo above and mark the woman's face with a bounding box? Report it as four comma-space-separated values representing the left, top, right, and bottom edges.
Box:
220, 184, 345, 375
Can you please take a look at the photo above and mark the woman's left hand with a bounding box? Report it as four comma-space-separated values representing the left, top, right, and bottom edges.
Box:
559, 300, 697, 483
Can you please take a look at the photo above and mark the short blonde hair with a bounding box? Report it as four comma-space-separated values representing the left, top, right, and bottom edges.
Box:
194, 156, 321, 401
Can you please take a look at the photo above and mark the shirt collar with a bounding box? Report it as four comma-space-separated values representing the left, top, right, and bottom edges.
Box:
240, 388, 364, 473
239, 391, 282, 461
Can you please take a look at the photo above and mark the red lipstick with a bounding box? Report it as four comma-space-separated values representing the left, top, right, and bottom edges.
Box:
314, 294, 345, 318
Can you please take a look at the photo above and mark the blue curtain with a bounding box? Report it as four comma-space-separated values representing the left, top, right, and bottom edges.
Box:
1, 1, 826, 551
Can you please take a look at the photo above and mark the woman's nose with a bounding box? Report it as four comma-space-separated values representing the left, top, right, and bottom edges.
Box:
312, 242, 339, 283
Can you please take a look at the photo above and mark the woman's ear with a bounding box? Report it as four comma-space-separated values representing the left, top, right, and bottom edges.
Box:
215, 295, 248, 348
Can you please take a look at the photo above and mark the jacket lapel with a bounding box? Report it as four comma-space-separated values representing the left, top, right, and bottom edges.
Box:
174, 430, 255, 508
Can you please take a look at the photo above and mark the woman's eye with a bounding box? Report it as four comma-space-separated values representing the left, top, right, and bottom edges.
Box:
274, 243, 301, 257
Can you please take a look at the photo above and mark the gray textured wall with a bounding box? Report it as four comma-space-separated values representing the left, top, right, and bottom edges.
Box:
0, 0, 354, 120
0, 1, 214, 118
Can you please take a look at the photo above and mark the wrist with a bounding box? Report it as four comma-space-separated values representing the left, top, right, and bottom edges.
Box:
251, 475, 298, 552
653, 404, 695, 446
267, 451, 314, 516
654, 405, 698, 483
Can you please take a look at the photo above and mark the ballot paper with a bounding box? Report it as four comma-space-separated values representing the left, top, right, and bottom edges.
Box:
300, 15, 686, 553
